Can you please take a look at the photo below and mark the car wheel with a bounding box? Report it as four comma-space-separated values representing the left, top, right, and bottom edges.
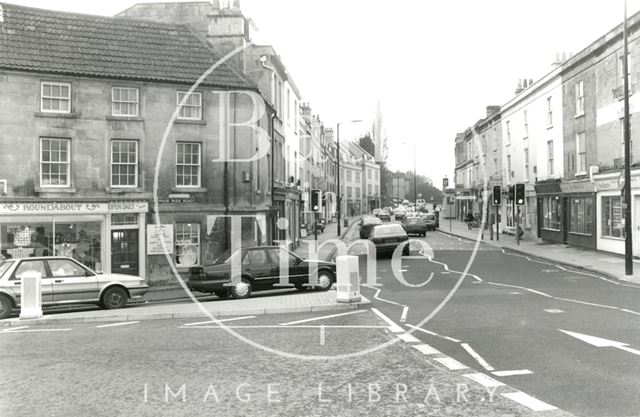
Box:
101, 286, 128, 309
214, 290, 231, 299
230, 278, 252, 299
0, 294, 13, 319
315, 270, 334, 291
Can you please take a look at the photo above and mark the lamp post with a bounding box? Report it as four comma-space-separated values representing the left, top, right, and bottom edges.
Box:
401, 142, 417, 206
336, 119, 362, 237
623, 0, 633, 275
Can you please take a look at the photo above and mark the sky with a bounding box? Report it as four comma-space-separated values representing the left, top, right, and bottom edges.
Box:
7, 0, 640, 187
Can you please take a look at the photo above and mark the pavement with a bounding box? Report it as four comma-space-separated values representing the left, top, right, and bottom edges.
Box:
1, 216, 365, 327
438, 218, 640, 284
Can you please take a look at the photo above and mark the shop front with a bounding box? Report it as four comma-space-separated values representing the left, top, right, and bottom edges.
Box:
560, 180, 597, 250
0, 200, 148, 277
534, 180, 563, 243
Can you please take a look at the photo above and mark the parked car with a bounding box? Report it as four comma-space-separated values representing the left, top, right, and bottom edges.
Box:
373, 208, 382, 216
402, 216, 428, 236
394, 207, 407, 220
359, 216, 383, 239
425, 213, 437, 231
307, 222, 325, 234
0, 256, 149, 320
188, 246, 335, 298
368, 224, 410, 257
378, 210, 391, 222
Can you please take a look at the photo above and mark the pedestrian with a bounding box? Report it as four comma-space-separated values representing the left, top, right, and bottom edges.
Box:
466, 212, 474, 229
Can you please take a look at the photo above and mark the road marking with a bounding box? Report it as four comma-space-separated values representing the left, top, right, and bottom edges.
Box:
370, 308, 404, 333
280, 310, 366, 326
412, 344, 440, 355
406, 324, 461, 343
320, 325, 325, 346
554, 297, 619, 310
461, 343, 494, 371
362, 284, 407, 307
183, 316, 256, 326
621, 308, 640, 315
508, 291, 522, 295
398, 333, 421, 343
2, 328, 72, 333
95, 321, 140, 328
433, 356, 468, 370
492, 369, 533, 377
463, 373, 505, 388
180, 325, 388, 329
2, 326, 30, 332
544, 309, 565, 314
400, 306, 409, 322
502, 392, 557, 411
560, 329, 640, 356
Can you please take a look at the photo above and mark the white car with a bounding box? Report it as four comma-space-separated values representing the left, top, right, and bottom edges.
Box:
0, 256, 149, 319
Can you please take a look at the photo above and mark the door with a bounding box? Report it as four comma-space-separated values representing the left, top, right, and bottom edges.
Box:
11, 259, 54, 303
111, 230, 139, 276
635, 196, 640, 256
537, 198, 543, 238
243, 248, 273, 289
48, 258, 98, 302
562, 197, 568, 244
267, 248, 306, 287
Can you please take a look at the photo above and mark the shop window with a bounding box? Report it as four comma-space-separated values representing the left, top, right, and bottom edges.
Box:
40, 138, 70, 187
569, 197, 593, 235
176, 223, 199, 267
506, 201, 514, 228
602, 196, 625, 239
112, 214, 138, 226
542, 197, 561, 230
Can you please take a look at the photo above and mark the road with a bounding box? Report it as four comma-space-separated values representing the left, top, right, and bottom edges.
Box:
355, 221, 640, 417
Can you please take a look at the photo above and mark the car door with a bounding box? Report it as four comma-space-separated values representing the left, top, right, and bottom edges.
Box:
243, 249, 273, 290
11, 259, 53, 303
47, 258, 99, 302
268, 248, 307, 287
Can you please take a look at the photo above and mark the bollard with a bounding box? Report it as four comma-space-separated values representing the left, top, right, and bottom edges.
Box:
336, 255, 361, 303
20, 271, 43, 319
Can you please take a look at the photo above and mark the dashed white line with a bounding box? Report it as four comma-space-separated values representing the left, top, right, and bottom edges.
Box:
183, 316, 256, 326
2, 328, 72, 333
544, 309, 565, 314
492, 369, 533, 377
400, 306, 409, 322
461, 343, 494, 371
95, 321, 140, 328
411, 343, 441, 355
406, 324, 461, 343
280, 310, 366, 326
1, 326, 30, 332
433, 356, 468, 370
502, 392, 557, 412
463, 373, 505, 388
320, 325, 325, 346
370, 308, 404, 333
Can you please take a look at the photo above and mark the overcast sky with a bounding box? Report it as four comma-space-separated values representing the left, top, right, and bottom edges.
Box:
7, 0, 640, 186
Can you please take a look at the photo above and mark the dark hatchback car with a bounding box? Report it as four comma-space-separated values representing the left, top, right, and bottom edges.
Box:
368, 224, 410, 257
187, 246, 335, 299
359, 216, 383, 239
402, 216, 428, 236
377, 210, 391, 222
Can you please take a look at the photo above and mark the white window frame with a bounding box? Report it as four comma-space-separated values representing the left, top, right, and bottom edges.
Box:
40, 82, 71, 113
575, 81, 584, 116
175, 223, 200, 267
176, 142, 202, 188
506, 120, 511, 145
524, 148, 529, 182
110, 140, 139, 188
547, 140, 554, 176
111, 87, 139, 117
40, 138, 71, 188
576, 132, 586, 174
547, 96, 553, 127
177, 91, 202, 120
523, 110, 528, 138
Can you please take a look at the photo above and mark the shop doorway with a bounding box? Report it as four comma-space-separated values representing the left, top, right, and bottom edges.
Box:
635, 196, 640, 257
111, 230, 139, 276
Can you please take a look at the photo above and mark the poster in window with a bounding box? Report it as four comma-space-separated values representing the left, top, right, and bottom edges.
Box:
147, 225, 174, 255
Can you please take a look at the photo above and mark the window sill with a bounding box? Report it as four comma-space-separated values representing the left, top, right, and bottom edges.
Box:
568, 231, 593, 237
547, 124, 554, 130
34, 112, 80, 119
35, 186, 76, 194
575, 171, 588, 177
171, 187, 206, 193
574, 112, 585, 119
541, 228, 561, 232
601, 235, 626, 241
106, 188, 145, 194
175, 119, 206, 125
106, 116, 143, 122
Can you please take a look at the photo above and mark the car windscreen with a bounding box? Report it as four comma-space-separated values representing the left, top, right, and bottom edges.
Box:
363, 218, 383, 225
371, 225, 405, 237
0, 260, 15, 278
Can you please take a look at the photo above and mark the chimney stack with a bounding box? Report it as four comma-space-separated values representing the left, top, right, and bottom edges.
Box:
486, 105, 500, 117
515, 79, 525, 95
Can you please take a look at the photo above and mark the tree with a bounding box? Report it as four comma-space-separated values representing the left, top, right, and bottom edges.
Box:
358, 133, 375, 157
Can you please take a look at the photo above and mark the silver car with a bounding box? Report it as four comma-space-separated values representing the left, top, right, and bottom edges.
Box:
0, 256, 148, 319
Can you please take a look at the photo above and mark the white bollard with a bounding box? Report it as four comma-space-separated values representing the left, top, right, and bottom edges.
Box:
20, 271, 43, 320
336, 255, 361, 303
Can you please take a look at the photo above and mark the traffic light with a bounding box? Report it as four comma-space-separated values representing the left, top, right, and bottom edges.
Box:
508, 185, 515, 201
311, 189, 320, 211
492, 185, 502, 205
515, 183, 525, 205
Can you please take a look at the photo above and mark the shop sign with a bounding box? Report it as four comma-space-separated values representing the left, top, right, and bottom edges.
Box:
0, 201, 148, 215
147, 224, 174, 255
559, 181, 597, 193
594, 177, 620, 191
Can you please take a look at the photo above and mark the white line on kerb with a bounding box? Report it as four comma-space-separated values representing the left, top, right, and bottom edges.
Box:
492, 369, 533, 377
406, 324, 461, 343
398, 333, 421, 343
433, 356, 468, 370
95, 321, 140, 328
412, 344, 441, 355
280, 310, 366, 326
461, 343, 494, 371
502, 392, 557, 412
183, 316, 257, 326
400, 306, 409, 322
463, 373, 505, 388
370, 308, 404, 333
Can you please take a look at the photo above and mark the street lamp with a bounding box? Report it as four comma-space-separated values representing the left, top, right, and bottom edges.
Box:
337, 119, 362, 236
622, 0, 633, 275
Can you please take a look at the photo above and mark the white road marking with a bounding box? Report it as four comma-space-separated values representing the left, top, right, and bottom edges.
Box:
461, 343, 494, 371
406, 324, 461, 343
621, 308, 640, 315
502, 392, 557, 411
280, 310, 366, 326
412, 344, 440, 355
400, 306, 409, 322
2, 328, 72, 333
508, 291, 522, 295
320, 325, 325, 346
362, 284, 406, 307
560, 329, 640, 357
95, 321, 140, 328
554, 297, 619, 310
433, 356, 468, 370
181, 325, 388, 329
463, 373, 505, 388
492, 369, 533, 377
370, 308, 404, 333
183, 316, 256, 326
544, 309, 565, 314
2, 326, 30, 332
398, 333, 421, 343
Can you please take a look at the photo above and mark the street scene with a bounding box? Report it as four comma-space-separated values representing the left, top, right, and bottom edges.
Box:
2, 0, 640, 416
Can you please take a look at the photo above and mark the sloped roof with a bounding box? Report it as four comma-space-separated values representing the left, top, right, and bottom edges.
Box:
0, 3, 255, 88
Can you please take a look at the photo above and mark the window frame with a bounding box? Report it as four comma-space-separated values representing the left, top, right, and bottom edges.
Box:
601, 195, 625, 239
575, 81, 585, 116
176, 91, 203, 121
111, 87, 139, 117
40, 81, 71, 114
40, 137, 71, 188
175, 223, 200, 267
110, 139, 139, 188
547, 140, 554, 176
547, 96, 553, 127
569, 196, 593, 236
576, 131, 586, 174
176, 142, 202, 188
542, 196, 562, 231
